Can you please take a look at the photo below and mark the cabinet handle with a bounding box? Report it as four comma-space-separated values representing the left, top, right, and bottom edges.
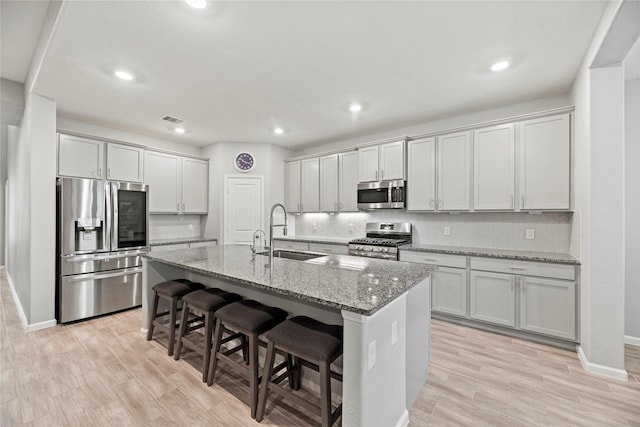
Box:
107, 168, 110, 178
375, 170, 378, 180
429, 198, 434, 208
509, 266, 526, 271
521, 194, 525, 208
176, 203, 180, 211
438, 199, 444, 209
182, 203, 186, 212
511, 195, 514, 209
381, 169, 384, 180
423, 258, 438, 263
98, 168, 102, 177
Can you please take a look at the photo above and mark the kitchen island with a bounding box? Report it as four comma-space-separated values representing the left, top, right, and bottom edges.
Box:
143, 245, 432, 427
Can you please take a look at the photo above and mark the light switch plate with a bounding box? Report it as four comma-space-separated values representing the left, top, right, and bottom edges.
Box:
526, 228, 535, 240
444, 226, 451, 236
188, 224, 193, 231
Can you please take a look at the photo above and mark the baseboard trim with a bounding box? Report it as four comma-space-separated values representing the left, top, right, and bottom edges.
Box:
5, 269, 56, 332
624, 335, 640, 346
395, 409, 410, 427
577, 345, 629, 381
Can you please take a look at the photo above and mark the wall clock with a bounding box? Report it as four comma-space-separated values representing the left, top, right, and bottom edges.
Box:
234, 152, 255, 172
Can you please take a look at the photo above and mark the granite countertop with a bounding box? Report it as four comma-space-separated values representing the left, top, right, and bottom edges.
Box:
402, 243, 580, 265
150, 237, 218, 246
144, 244, 432, 315
274, 236, 351, 245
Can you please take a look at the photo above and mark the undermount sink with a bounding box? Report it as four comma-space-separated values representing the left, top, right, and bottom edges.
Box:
256, 249, 325, 261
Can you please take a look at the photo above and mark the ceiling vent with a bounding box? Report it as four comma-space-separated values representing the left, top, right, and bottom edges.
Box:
161, 115, 184, 124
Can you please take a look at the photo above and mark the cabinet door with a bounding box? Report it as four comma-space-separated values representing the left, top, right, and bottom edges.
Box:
518, 114, 570, 210
58, 134, 104, 179
106, 143, 144, 183
473, 124, 515, 210
308, 242, 349, 255
144, 151, 180, 213
469, 270, 515, 327
301, 158, 320, 212
520, 277, 576, 340
432, 267, 467, 317
320, 154, 339, 212
407, 138, 436, 211
438, 132, 471, 210
285, 161, 301, 213
358, 145, 379, 182
182, 158, 208, 214
379, 140, 405, 181
339, 151, 359, 211
274, 240, 309, 251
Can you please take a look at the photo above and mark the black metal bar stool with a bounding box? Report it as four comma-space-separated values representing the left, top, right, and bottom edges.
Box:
206, 300, 288, 419
146, 279, 205, 356
173, 288, 243, 381
256, 315, 343, 427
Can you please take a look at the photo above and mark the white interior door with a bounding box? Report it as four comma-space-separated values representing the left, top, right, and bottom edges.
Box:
224, 176, 263, 245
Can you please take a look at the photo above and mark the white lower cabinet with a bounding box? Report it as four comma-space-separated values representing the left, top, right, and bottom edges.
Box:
433, 267, 467, 317
520, 276, 576, 340
308, 242, 348, 255
274, 240, 310, 251
469, 270, 516, 327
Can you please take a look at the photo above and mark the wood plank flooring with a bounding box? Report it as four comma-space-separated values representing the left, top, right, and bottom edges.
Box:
1, 269, 639, 426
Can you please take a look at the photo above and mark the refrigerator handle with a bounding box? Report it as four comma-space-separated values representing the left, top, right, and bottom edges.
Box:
105, 181, 112, 252
110, 182, 119, 251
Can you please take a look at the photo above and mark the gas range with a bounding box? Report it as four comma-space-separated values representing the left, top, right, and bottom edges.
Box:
348, 222, 412, 260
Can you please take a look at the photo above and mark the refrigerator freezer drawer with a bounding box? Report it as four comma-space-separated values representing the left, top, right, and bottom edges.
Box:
61, 252, 143, 276
59, 267, 142, 323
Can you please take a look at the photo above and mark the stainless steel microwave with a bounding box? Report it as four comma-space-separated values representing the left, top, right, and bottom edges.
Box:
357, 180, 406, 209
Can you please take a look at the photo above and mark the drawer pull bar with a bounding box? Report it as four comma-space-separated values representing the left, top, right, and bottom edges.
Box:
509, 267, 526, 271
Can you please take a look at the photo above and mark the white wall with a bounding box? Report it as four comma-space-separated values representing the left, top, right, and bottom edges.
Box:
6, 92, 57, 326
200, 142, 292, 243
625, 77, 640, 341
570, 0, 634, 378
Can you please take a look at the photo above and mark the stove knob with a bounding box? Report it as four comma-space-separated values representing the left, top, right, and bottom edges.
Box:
369, 247, 374, 252
382, 248, 389, 253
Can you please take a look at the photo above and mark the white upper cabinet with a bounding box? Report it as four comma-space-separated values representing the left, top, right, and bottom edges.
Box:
301, 158, 320, 212
518, 114, 571, 210
473, 124, 515, 210
58, 134, 104, 179
144, 151, 181, 213
182, 158, 208, 214
358, 140, 405, 182
144, 151, 208, 214
407, 137, 436, 211
320, 154, 339, 212
358, 145, 379, 182
285, 161, 301, 213
338, 151, 359, 212
438, 131, 471, 211
106, 143, 144, 183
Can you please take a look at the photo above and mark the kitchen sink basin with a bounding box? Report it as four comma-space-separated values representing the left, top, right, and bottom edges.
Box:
256, 249, 325, 261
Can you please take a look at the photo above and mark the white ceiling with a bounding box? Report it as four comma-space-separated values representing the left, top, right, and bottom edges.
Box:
2, 1, 608, 149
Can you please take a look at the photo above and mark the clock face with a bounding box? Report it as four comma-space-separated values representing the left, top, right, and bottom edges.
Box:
234, 152, 255, 172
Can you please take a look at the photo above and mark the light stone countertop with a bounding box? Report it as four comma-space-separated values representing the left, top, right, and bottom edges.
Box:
143, 244, 432, 315
274, 236, 351, 245
149, 237, 218, 246
402, 243, 580, 265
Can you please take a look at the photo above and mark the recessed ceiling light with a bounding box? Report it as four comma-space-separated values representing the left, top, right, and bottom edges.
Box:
174, 127, 186, 134
490, 61, 510, 72
185, 0, 206, 9
349, 103, 363, 113
273, 127, 285, 135
114, 70, 134, 81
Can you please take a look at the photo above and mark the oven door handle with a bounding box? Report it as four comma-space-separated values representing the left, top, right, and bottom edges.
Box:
64, 267, 143, 283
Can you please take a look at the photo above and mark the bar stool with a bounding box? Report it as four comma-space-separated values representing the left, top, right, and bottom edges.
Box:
173, 288, 243, 381
146, 279, 205, 356
206, 300, 288, 419
256, 315, 343, 427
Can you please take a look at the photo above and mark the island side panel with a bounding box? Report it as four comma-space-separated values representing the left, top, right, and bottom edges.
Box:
141, 259, 187, 333
341, 294, 409, 427
405, 275, 431, 409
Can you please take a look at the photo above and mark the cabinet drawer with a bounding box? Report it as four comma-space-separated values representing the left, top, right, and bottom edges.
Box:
400, 251, 466, 268
190, 241, 217, 249
150, 243, 189, 252
309, 243, 348, 255
274, 241, 310, 251
469, 257, 575, 280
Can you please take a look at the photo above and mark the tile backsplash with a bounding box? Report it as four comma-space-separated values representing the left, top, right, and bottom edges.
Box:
150, 214, 202, 240
294, 211, 573, 253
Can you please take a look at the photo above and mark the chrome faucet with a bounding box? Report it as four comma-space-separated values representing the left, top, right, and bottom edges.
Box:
269, 203, 288, 261
251, 229, 266, 254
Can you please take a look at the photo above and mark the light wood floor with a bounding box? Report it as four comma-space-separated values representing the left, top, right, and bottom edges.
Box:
1, 270, 639, 426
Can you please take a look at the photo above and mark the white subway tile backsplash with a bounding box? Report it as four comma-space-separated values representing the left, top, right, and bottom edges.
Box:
294, 211, 572, 253
150, 214, 202, 240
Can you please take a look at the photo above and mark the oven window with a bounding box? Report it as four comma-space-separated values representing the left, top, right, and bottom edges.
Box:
358, 188, 388, 204
117, 190, 147, 248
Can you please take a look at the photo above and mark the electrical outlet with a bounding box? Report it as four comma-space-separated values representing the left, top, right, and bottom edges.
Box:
526, 228, 535, 240
444, 226, 451, 236
391, 321, 398, 346
312, 222, 318, 232
188, 224, 193, 231
347, 223, 354, 233
368, 340, 376, 371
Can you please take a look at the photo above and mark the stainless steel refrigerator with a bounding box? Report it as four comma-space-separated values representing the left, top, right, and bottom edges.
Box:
56, 177, 149, 323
